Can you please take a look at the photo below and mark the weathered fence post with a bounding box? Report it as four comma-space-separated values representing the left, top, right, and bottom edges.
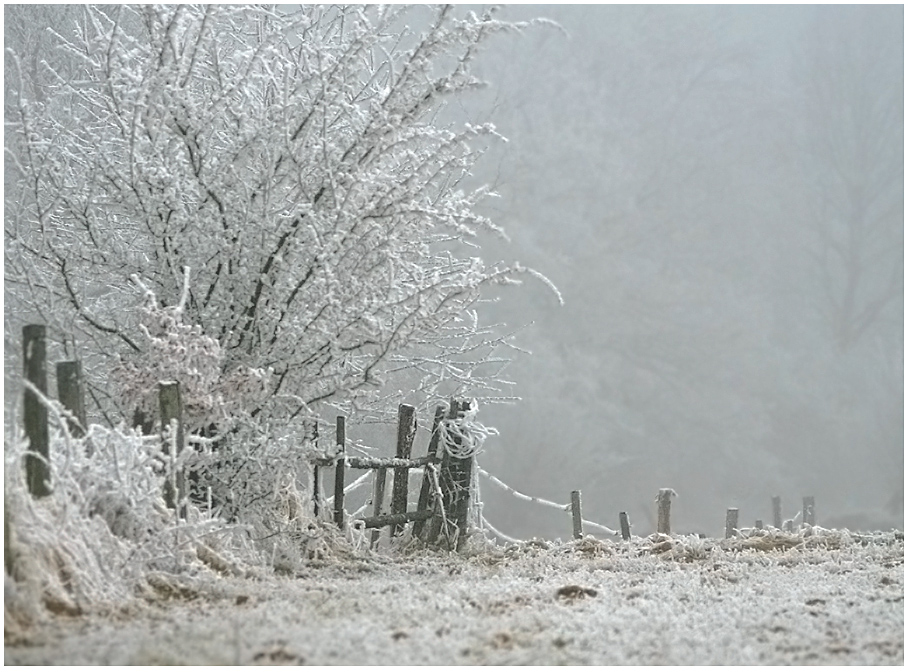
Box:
413, 405, 446, 539
371, 467, 388, 549
755, 519, 763, 530
425, 400, 474, 549
802, 496, 815, 527
56, 360, 87, 441
4, 494, 13, 577
619, 511, 631, 541
570, 490, 583, 539
772, 495, 782, 529
23, 325, 51, 498
311, 420, 322, 517
656, 488, 674, 535
159, 381, 186, 517
391, 404, 417, 537
333, 416, 346, 529
725, 507, 739, 539
446, 400, 474, 550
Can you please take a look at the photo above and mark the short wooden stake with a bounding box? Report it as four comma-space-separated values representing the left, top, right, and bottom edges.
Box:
370, 467, 388, 549
755, 519, 763, 530
725, 507, 739, 539
56, 360, 87, 441
802, 496, 815, 527
656, 489, 674, 535
333, 416, 346, 529
771, 495, 782, 529
570, 490, 583, 539
23, 325, 50, 498
619, 511, 631, 540
391, 404, 417, 537
159, 381, 186, 517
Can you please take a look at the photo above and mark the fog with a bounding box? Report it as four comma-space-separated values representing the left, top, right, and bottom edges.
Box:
464, 5, 903, 539
3, 5, 902, 542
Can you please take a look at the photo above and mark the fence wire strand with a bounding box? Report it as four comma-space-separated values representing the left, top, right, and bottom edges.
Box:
477, 464, 618, 536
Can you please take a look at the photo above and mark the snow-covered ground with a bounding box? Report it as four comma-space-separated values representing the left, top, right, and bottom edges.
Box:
5, 531, 903, 665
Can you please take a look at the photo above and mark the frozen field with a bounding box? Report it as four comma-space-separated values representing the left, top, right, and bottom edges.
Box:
5, 531, 903, 665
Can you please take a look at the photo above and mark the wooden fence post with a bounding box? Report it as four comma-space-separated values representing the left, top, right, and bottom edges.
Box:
447, 400, 474, 550
802, 496, 815, 527
619, 511, 631, 541
426, 400, 474, 549
56, 360, 87, 441
159, 381, 186, 517
311, 420, 322, 517
370, 467, 388, 549
413, 405, 446, 539
656, 488, 674, 535
333, 416, 346, 529
391, 404, 417, 537
772, 495, 782, 529
725, 507, 739, 539
23, 325, 50, 498
570, 490, 583, 539
755, 519, 763, 530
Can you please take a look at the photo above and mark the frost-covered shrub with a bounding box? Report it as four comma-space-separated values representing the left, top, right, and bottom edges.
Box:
114, 276, 271, 433
6, 5, 557, 430
2, 397, 355, 622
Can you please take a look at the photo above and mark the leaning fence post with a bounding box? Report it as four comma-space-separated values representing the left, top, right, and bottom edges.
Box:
56, 360, 87, 441
391, 404, 417, 537
159, 381, 186, 517
619, 511, 631, 540
772, 495, 782, 529
23, 325, 50, 498
447, 400, 474, 551
428, 400, 473, 549
656, 488, 674, 535
333, 416, 346, 529
570, 490, 583, 539
414, 405, 446, 539
370, 467, 388, 549
802, 496, 815, 527
725, 508, 739, 539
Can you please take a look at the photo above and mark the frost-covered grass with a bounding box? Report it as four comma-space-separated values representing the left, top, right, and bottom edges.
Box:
5, 527, 903, 664
3, 425, 903, 665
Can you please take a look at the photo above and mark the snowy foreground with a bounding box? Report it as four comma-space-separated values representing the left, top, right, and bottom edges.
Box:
5, 530, 903, 665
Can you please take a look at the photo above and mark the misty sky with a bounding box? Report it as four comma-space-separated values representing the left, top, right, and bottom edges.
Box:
458, 4, 903, 539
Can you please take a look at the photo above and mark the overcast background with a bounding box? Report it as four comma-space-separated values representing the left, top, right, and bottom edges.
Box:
4, 5, 902, 541
458, 4, 902, 539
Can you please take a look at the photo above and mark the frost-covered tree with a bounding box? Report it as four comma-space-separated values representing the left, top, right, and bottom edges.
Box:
5, 5, 551, 431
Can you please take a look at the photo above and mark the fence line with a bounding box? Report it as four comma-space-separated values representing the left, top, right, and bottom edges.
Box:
476, 465, 618, 537
15, 325, 826, 547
